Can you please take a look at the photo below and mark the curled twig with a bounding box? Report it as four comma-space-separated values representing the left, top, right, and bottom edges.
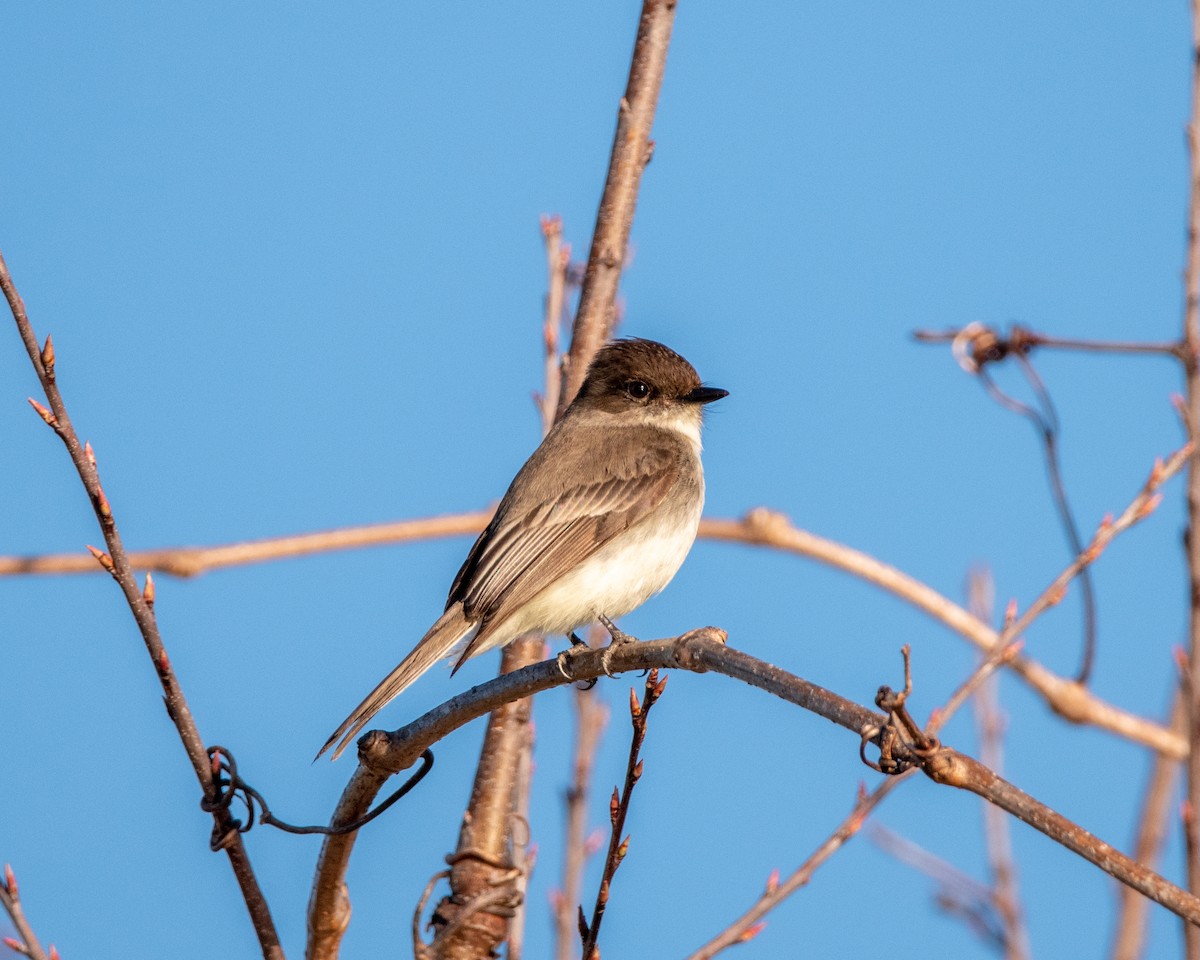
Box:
203, 745, 434, 838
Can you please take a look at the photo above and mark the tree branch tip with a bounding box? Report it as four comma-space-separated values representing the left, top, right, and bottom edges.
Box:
1136, 493, 1163, 521
40, 335, 55, 377
85, 544, 114, 573
3, 863, 16, 896
764, 867, 780, 895
739, 922, 767, 943
26, 397, 56, 428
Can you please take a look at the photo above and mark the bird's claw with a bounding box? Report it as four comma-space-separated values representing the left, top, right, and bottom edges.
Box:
598, 615, 638, 677
557, 636, 596, 685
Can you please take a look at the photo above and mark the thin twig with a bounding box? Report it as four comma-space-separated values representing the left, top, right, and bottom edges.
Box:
927, 440, 1189, 741
0, 865, 52, 960
913, 325, 1183, 359
1110, 691, 1187, 960
969, 570, 1030, 960
579, 671, 665, 959
538, 215, 568, 435
685, 775, 911, 960
0, 512, 493, 577
554, 679, 608, 960
1186, 6, 1200, 957
0, 250, 284, 960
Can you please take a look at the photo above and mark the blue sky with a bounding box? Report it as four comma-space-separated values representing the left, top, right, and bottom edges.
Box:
1, 2, 1194, 958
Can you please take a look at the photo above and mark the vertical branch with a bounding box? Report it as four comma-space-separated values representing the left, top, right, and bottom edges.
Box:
0, 250, 284, 960
1110, 691, 1187, 960
974, 673, 1030, 959
436, 1, 681, 954
539, 216, 569, 436
1185, 4, 1200, 957
555, 0, 680, 415
554, 681, 609, 960
428, 645, 539, 959
505, 641, 541, 960
968, 570, 1030, 960
309, 3, 680, 955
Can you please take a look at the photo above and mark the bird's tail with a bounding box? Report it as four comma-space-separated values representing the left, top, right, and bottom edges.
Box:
317, 605, 474, 761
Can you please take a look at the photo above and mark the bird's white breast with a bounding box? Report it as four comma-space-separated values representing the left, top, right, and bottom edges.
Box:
478, 480, 704, 648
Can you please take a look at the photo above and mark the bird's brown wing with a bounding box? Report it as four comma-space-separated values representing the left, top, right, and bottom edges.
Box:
448, 438, 681, 664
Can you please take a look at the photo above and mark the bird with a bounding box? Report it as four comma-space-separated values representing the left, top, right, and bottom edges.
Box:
319, 337, 726, 759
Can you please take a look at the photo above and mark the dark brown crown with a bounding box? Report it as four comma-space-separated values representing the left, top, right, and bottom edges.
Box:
577, 338, 705, 407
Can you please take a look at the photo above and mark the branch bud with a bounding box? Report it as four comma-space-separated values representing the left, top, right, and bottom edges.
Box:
86, 545, 115, 573
41, 335, 55, 378
1136, 493, 1163, 521
739, 923, 767, 943
27, 397, 57, 428
143, 572, 156, 609
3, 863, 15, 896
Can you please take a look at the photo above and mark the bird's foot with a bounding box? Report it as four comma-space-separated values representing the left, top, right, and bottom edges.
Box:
598, 615, 638, 677
557, 634, 598, 688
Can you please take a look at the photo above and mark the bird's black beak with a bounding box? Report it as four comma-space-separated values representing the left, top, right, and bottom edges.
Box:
683, 386, 729, 405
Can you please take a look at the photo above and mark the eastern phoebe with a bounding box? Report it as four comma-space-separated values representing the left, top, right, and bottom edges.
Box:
319, 338, 726, 759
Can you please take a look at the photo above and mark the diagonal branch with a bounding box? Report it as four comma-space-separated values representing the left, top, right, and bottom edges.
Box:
1, 865, 53, 960
554, 0, 679, 416
0, 250, 284, 960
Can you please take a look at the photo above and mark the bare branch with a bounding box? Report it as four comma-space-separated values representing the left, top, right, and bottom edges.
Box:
306, 630, 1200, 944
579, 671, 666, 959
554, 681, 608, 960
913, 324, 1184, 361
923, 747, 1200, 926
1185, 5, 1200, 956
555, 0, 679, 415
0, 249, 284, 960
1, 865, 52, 960
0, 512, 493, 578
969, 571, 1027, 960
704, 511, 1186, 759
1110, 691, 1187, 960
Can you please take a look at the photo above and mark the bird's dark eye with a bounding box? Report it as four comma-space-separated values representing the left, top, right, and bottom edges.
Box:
624, 380, 651, 400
